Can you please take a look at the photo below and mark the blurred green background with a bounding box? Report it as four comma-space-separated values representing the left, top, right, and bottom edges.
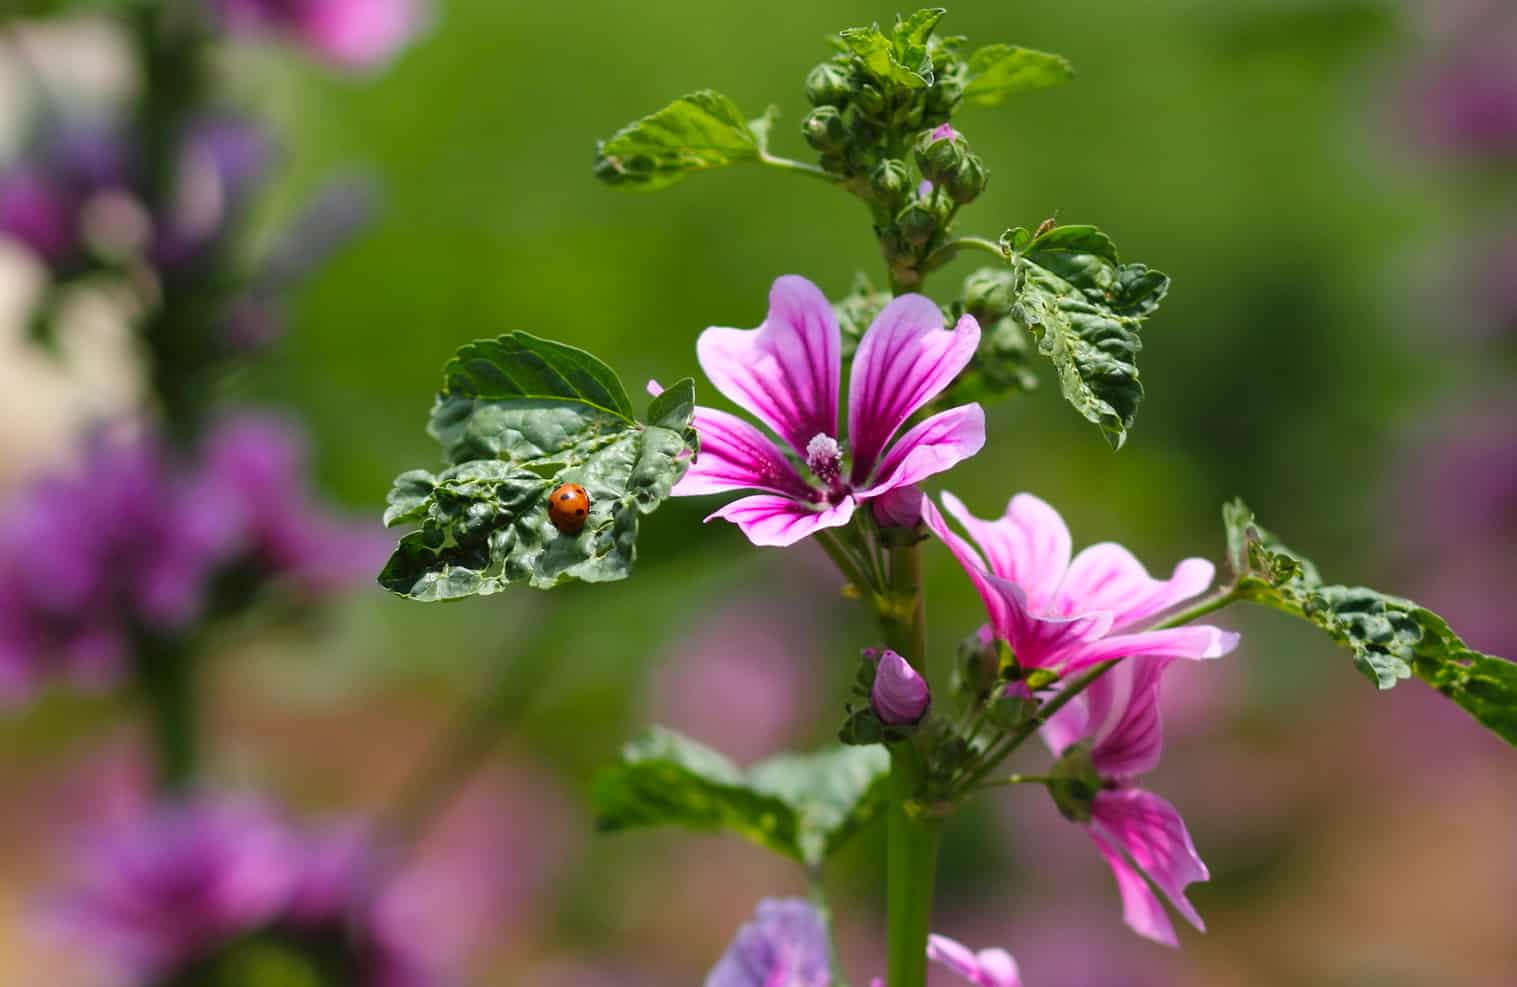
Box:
2, 1, 1514, 985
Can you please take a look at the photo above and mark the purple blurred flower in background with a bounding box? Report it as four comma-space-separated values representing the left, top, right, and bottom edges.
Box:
921, 493, 1237, 675
1398, 45, 1517, 163
670, 274, 983, 547
707, 898, 832, 987
48, 795, 450, 986
0, 125, 129, 268
0, 414, 384, 704
1041, 657, 1210, 947
155, 115, 274, 269
212, 0, 427, 70
926, 934, 1021, 987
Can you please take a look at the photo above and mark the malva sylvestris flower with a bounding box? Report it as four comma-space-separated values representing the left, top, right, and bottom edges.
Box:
670, 274, 984, 547
1041, 656, 1211, 947
921, 492, 1239, 675
212, 0, 426, 70
926, 933, 1022, 987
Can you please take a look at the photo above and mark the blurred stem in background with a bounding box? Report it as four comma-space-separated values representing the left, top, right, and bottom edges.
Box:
137, 635, 198, 791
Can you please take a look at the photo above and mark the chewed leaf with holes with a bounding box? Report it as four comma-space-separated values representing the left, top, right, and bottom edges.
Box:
1222, 499, 1517, 746
1005, 224, 1169, 449
378, 333, 696, 599
591, 727, 890, 866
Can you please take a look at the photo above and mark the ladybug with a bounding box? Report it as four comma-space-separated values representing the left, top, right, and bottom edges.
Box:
548, 483, 591, 534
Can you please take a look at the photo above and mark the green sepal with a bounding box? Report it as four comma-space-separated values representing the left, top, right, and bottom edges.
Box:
591, 727, 890, 867
594, 90, 768, 191
1223, 499, 1517, 745
1006, 224, 1169, 449
1048, 740, 1101, 823
379, 335, 696, 599
985, 690, 1037, 731
962, 44, 1074, 107
839, 707, 887, 746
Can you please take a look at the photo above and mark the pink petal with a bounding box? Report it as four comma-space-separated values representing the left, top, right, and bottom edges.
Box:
671, 406, 815, 499
921, 495, 1012, 634
852, 405, 985, 500
1042, 657, 1173, 777
1090, 788, 1209, 942
1064, 625, 1240, 676
697, 276, 841, 459
297, 0, 423, 69
847, 301, 979, 482
1089, 826, 1179, 947
1058, 545, 1217, 632
941, 492, 1072, 611
928, 934, 1022, 987
706, 494, 854, 548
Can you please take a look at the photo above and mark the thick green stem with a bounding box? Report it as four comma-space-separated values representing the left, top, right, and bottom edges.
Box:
138, 639, 197, 792
884, 745, 941, 987
877, 539, 937, 987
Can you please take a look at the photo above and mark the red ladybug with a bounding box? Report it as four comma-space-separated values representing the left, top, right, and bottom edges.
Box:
548, 483, 590, 534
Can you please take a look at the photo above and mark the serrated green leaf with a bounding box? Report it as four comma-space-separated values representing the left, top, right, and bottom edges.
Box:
1008, 226, 1169, 448
963, 44, 1074, 107
839, 16, 936, 90
379, 336, 695, 599
591, 727, 889, 866
593, 90, 763, 191
1222, 499, 1517, 745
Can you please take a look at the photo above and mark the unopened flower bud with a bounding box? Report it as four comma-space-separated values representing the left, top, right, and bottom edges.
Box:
872, 483, 923, 528
896, 201, 938, 248
805, 62, 855, 108
855, 83, 887, 118
868, 158, 911, 209
914, 123, 966, 184
871, 650, 930, 726
963, 267, 1017, 319
802, 106, 849, 152
925, 73, 965, 118
943, 153, 988, 204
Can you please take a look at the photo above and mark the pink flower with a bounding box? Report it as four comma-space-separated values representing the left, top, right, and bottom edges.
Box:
1041, 657, 1210, 947
927, 933, 1022, 987
213, 0, 426, 70
921, 492, 1238, 675
673, 275, 984, 547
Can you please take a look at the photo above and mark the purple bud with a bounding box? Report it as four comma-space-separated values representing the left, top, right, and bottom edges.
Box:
871, 649, 930, 725
930, 122, 958, 141
872, 484, 923, 528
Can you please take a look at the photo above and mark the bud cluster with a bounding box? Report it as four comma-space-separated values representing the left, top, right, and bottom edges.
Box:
799, 23, 990, 291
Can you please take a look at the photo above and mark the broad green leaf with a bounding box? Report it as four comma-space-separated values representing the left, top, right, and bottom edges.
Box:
379, 335, 695, 599
591, 727, 890, 866
1008, 225, 1169, 448
963, 44, 1074, 107
1222, 499, 1517, 745
593, 90, 764, 191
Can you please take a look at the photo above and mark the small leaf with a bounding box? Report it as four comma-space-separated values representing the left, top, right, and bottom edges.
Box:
963, 44, 1074, 107
1222, 499, 1517, 745
594, 90, 764, 191
1008, 226, 1169, 448
839, 13, 938, 90
380, 336, 696, 599
591, 728, 889, 866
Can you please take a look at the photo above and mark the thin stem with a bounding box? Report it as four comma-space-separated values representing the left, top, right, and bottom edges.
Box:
816, 528, 877, 598
977, 773, 1052, 790
137, 637, 197, 793
923, 235, 1006, 272
758, 150, 839, 183
1151, 585, 1240, 630
808, 865, 849, 987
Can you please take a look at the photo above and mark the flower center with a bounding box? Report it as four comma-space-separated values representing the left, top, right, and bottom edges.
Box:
804, 433, 845, 492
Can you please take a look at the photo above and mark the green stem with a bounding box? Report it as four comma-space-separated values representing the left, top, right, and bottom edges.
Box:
877, 539, 937, 987
884, 745, 941, 987
138, 638, 197, 792
923, 235, 1006, 272
808, 866, 849, 987
758, 150, 839, 183
816, 529, 877, 599
977, 773, 1053, 790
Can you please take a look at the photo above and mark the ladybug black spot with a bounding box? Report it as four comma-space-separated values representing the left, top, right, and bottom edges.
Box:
576, 508, 586, 516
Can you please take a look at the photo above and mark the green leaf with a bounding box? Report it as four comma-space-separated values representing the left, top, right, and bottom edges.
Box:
592, 727, 890, 866
379, 338, 696, 599
1222, 499, 1517, 745
838, 9, 943, 90
593, 90, 764, 191
1008, 226, 1169, 448
962, 44, 1074, 107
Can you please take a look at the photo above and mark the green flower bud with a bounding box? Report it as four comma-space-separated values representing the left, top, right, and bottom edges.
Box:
868, 158, 911, 208
802, 106, 849, 152
913, 123, 966, 184
805, 61, 854, 108
962, 267, 1017, 320
1049, 740, 1102, 823
896, 201, 938, 248
943, 153, 988, 204
925, 72, 965, 117
854, 82, 887, 118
